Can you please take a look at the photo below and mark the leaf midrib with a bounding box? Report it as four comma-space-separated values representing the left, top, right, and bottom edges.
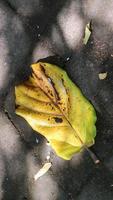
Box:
33, 70, 86, 148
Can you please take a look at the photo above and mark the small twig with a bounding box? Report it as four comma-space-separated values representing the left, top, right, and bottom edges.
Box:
4, 109, 22, 136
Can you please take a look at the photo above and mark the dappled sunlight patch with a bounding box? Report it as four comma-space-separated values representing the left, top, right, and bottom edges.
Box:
57, 0, 85, 49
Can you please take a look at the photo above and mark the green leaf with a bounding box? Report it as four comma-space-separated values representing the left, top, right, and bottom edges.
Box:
83, 23, 91, 45
15, 62, 97, 160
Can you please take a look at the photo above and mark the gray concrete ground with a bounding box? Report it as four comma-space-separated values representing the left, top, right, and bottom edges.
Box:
0, 0, 113, 199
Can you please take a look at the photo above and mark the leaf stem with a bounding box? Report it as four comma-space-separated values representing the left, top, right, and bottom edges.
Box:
85, 147, 100, 164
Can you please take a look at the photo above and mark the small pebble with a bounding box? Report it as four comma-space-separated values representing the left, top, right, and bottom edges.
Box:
36, 138, 39, 144
46, 155, 50, 160
66, 57, 70, 61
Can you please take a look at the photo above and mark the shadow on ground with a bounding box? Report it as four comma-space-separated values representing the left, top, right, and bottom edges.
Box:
0, 0, 113, 199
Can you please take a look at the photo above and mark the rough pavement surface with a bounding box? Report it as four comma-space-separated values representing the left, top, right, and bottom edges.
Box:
0, 0, 113, 199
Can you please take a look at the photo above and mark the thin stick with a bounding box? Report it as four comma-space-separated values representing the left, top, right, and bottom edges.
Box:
5, 110, 22, 136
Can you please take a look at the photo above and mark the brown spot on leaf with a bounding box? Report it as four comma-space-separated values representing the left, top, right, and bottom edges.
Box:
37, 77, 43, 81
48, 89, 54, 97
15, 105, 19, 109
40, 64, 46, 74
50, 80, 61, 101
54, 117, 63, 123
61, 78, 64, 84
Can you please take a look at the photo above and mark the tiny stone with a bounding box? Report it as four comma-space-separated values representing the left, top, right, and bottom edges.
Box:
105, 98, 108, 102
46, 155, 50, 160
38, 33, 41, 37
36, 138, 39, 144
66, 57, 70, 61
37, 25, 39, 29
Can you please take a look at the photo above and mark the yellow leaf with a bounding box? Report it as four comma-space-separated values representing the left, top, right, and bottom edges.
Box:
15, 62, 97, 160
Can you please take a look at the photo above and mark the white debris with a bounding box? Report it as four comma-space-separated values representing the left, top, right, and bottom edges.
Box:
98, 72, 108, 80
66, 57, 70, 61
34, 163, 52, 181
36, 138, 39, 144
46, 155, 50, 161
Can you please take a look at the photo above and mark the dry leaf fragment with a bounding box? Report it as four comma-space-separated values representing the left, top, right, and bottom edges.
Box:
34, 162, 52, 181
98, 72, 107, 80
83, 23, 91, 45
